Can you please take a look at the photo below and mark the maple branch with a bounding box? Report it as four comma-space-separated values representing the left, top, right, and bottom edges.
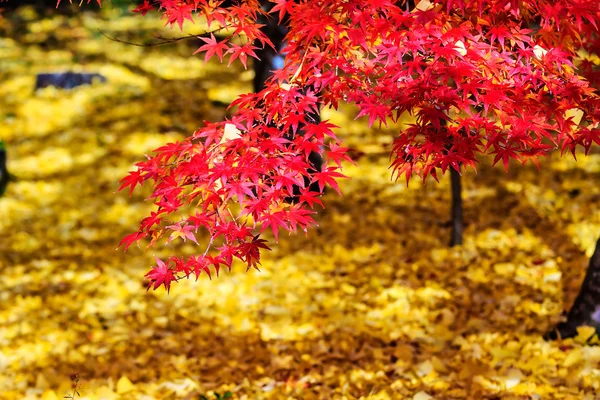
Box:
98, 30, 200, 47
203, 236, 215, 257
97, 24, 231, 47
288, 39, 313, 86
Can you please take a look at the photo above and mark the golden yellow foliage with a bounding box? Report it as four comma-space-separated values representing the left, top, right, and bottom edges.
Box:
1, 6, 600, 400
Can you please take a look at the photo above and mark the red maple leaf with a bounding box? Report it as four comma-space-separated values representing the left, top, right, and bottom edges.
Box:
227, 43, 260, 69
118, 169, 146, 197
194, 33, 229, 62
146, 258, 178, 293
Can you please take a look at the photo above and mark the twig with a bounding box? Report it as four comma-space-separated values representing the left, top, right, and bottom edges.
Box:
63, 374, 81, 399
98, 30, 200, 47
97, 22, 233, 48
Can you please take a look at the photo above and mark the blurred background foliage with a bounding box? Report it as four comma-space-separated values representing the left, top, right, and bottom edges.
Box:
2, 3, 600, 400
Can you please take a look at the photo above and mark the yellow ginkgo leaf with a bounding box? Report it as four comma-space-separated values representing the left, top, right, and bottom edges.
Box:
413, 391, 434, 400
533, 45, 548, 60
220, 123, 243, 145
116, 376, 136, 394
414, 0, 433, 11
566, 108, 584, 128
41, 390, 60, 400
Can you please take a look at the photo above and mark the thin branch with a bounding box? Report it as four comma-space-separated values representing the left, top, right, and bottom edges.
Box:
98, 30, 201, 47
97, 22, 234, 47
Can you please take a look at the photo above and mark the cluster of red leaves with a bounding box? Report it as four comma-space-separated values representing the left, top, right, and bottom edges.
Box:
119, 86, 349, 292
107, 0, 600, 292
275, 0, 600, 182
135, 0, 272, 69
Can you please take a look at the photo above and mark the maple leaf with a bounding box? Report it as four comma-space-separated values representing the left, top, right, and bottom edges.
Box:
194, 34, 229, 62
167, 223, 199, 244
118, 169, 146, 197
355, 96, 391, 127
239, 193, 268, 218
302, 121, 340, 141
312, 167, 347, 195
569, 4, 599, 31
287, 204, 316, 234
140, 212, 163, 231
206, 255, 223, 277
133, 0, 153, 15
260, 209, 289, 242
489, 25, 511, 49
239, 236, 271, 270
165, 2, 195, 31
217, 243, 239, 267
187, 255, 212, 280
227, 43, 260, 69
492, 146, 519, 172
326, 143, 354, 168
188, 212, 213, 231
272, 171, 305, 195
225, 180, 257, 204
270, 0, 295, 24
298, 187, 324, 208
118, 231, 147, 251
146, 258, 178, 293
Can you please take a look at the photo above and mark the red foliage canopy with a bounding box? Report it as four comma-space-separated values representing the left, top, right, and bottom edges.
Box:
66, 0, 600, 292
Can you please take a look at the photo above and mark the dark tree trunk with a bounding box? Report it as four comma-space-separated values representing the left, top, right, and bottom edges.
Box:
0, 143, 9, 196
449, 167, 463, 247
252, 4, 288, 94
545, 237, 600, 340
253, 2, 323, 199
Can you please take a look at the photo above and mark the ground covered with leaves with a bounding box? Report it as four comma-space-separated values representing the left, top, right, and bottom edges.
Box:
2, 6, 600, 400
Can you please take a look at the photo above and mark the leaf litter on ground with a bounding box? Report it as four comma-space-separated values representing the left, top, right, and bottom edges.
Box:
1, 6, 600, 400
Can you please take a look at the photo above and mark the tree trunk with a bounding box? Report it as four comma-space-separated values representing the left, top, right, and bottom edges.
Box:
0, 143, 9, 196
449, 167, 463, 247
253, 4, 323, 199
545, 237, 600, 340
252, 1, 287, 94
